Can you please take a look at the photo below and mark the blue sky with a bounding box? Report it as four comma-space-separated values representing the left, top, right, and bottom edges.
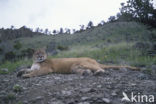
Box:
0, 0, 155, 31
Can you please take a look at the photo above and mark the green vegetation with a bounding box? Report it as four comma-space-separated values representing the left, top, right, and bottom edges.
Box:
14, 41, 22, 50
0, 48, 3, 54
17, 101, 23, 104
52, 42, 156, 66
13, 84, 22, 93
0, 22, 156, 74
0, 59, 32, 74
2, 93, 16, 104
57, 45, 69, 51
5, 51, 16, 60
7, 93, 16, 100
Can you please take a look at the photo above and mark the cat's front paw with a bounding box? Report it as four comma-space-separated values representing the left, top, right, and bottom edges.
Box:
22, 74, 31, 78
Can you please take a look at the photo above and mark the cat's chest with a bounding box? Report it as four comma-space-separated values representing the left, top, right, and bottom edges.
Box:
30, 63, 40, 70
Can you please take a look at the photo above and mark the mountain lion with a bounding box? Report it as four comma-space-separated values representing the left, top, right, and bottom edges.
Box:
17, 49, 140, 78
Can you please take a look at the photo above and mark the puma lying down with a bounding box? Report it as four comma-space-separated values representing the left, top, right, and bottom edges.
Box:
17, 49, 140, 78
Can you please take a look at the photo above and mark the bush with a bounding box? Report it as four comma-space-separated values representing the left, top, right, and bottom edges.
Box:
57, 45, 68, 51
5, 51, 16, 60
7, 93, 16, 100
0, 48, 3, 54
14, 42, 22, 50
13, 84, 22, 93
21, 48, 34, 58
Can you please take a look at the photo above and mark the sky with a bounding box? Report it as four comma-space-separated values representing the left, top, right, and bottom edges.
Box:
0, 0, 155, 31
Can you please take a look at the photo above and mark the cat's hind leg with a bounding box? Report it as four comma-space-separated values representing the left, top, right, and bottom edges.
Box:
71, 64, 93, 76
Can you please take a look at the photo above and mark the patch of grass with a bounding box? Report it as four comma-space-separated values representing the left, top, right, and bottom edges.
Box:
0, 59, 32, 74
14, 41, 22, 50
7, 93, 16, 100
17, 101, 23, 104
57, 45, 69, 51
51, 42, 156, 67
2, 93, 16, 104
0, 69, 8, 74
13, 84, 22, 93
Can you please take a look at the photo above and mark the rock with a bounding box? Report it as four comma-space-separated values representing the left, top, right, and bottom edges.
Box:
0, 68, 8, 73
3, 79, 9, 82
48, 92, 52, 96
54, 77, 61, 80
151, 65, 156, 70
0, 91, 6, 95
119, 68, 128, 72
151, 65, 156, 75
141, 68, 152, 75
49, 101, 64, 104
68, 101, 75, 104
23, 100, 28, 104
137, 73, 149, 80
34, 83, 41, 86
61, 90, 72, 96
111, 91, 117, 96
81, 97, 90, 101
97, 85, 102, 88
0, 65, 156, 104
35, 96, 43, 100
78, 102, 90, 104
102, 98, 111, 103
80, 88, 91, 93
130, 83, 136, 86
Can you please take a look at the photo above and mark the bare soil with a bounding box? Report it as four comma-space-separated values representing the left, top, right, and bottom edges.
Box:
0, 69, 156, 104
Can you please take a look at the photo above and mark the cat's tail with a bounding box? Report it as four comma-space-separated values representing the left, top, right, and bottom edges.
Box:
99, 64, 140, 71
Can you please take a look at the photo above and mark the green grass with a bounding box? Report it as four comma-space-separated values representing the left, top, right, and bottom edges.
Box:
13, 84, 22, 93
0, 59, 32, 74
52, 42, 156, 67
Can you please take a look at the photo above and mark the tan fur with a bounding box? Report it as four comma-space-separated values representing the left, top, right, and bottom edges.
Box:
19, 49, 140, 78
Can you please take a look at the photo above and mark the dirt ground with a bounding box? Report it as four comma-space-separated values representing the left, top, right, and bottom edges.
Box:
0, 68, 156, 104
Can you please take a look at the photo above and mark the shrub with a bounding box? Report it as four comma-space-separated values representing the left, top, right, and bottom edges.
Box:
5, 51, 16, 60
21, 48, 34, 58
57, 45, 68, 51
0, 48, 3, 54
17, 101, 23, 104
7, 93, 16, 100
14, 42, 22, 50
13, 84, 22, 93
